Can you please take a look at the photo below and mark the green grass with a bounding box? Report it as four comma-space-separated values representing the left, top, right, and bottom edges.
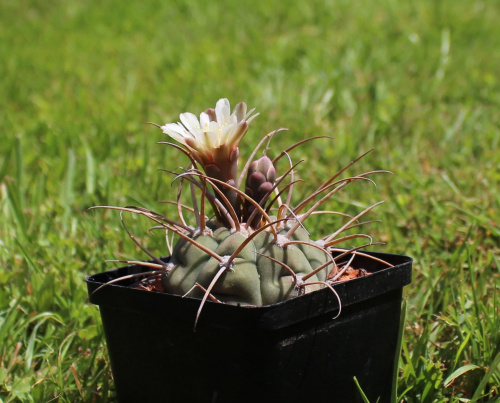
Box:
1, 0, 499, 401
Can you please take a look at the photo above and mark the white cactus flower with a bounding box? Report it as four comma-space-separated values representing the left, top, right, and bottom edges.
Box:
161, 98, 259, 161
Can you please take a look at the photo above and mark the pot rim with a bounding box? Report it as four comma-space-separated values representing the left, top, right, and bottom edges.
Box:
86, 250, 412, 331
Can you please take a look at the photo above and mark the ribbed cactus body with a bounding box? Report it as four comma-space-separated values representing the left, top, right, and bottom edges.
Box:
96, 99, 386, 313
162, 222, 329, 306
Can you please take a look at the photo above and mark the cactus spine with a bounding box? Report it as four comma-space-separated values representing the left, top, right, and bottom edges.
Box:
95, 98, 392, 323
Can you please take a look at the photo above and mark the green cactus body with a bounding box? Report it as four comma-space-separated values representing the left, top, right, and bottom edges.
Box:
98, 98, 387, 318
162, 222, 329, 306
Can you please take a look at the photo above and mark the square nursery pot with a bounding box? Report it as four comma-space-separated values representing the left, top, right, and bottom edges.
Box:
87, 250, 412, 403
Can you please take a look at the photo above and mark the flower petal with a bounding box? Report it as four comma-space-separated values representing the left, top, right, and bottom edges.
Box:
215, 98, 231, 124
204, 108, 217, 122
219, 123, 236, 144
207, 121, 221, 144
202, 130, 218, 149
159, 99, 257, 165
180, 112, 201, 133
244, 107, 257, 120
199, 112, 211, 130
230, 121, 249, 146
161, 123, 190, 144
233, 102, 247, 122
246, 112, 260, 125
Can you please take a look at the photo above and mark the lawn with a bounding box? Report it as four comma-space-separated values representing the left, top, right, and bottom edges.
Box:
0, 0, 499, 401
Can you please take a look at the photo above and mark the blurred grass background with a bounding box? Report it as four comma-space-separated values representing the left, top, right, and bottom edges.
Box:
0, 0, 499, 401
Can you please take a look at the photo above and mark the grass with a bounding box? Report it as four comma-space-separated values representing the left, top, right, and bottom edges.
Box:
0, 0, 499, 401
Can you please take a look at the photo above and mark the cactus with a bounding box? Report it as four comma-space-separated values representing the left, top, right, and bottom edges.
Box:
94, 98, 392, 324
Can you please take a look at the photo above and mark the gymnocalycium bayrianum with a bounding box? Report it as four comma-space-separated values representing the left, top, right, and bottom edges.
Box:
92, 98, 393, 326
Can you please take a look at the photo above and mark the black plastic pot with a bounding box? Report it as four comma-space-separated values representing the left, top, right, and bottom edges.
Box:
87, 251, 412, 403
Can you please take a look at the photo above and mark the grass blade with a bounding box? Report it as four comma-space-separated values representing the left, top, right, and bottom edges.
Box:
391, 299, 407, 402
444, 364, 480, 388
471, 352, 500, 401
353, 376, 372, 403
